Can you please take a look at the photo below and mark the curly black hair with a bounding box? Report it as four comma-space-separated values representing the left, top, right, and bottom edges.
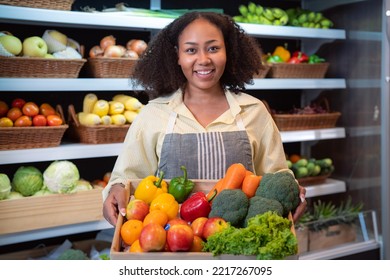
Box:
132, 11, 265, 99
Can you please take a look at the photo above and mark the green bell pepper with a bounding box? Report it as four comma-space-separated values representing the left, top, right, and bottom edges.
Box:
168, 166, 195, 203
266, 55, 284, 63
308, 54, 326, 64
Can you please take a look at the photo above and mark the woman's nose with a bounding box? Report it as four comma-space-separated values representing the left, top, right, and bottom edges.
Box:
197, 51, 211, 64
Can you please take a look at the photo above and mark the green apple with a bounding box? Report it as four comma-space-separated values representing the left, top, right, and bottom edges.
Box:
44, 53, 55, 59
22, 36, 48, 57
0, 34, 22, 55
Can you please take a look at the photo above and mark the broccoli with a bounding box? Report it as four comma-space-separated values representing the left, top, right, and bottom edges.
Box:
57, 249, 89, 260
255, 171, 300, 216
209, 189, 249, 227
244, 196, 283, 227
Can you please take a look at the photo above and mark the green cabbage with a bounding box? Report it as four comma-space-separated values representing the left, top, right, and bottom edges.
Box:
69, 179, 93, 193
0, 173, 11, 200
43, 160, 80, 193
12, 166, 43, 196
7, 191, 24, 200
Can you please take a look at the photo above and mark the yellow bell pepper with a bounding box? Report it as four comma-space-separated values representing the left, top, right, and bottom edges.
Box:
272, 44, 291, 62
150, 193, 179, 220
134, 171, 168, 204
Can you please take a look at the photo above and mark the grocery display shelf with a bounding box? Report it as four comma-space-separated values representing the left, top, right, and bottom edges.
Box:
0, 4, 346, 40
0, 78, 346, 91
0, 219, 112, 247
0, 128, 346, 164
305, 178, 346, 198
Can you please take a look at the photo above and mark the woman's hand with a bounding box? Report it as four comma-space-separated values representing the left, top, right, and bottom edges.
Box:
103, 183, 127, 226
293, 185, 307, 223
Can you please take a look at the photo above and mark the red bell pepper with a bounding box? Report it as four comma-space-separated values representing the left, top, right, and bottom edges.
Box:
290, 51, 309, 63
179, 191, 216, 223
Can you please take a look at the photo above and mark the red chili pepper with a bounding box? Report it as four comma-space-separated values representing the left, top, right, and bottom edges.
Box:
291, 51, 309, 63
179, 191, 216, 223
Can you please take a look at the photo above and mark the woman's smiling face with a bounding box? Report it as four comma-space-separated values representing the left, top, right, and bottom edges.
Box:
177, 18, 226, 92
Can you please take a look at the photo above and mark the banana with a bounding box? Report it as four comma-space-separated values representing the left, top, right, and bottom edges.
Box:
247, 2, 257, 14
92, 99, 109, 117
238, 5, 248, 17
78, 112, 101, 126
259, 16, 272, 25
255, 5, 264, 16
263, 8, 274, 21
307, 11, 316, 22
320, 18, 333, 28
124, 110, 138, 123
272, 7, 286, 19
314, 12, 323, 23
83, 93, 98, 114
279, 14, 289, 25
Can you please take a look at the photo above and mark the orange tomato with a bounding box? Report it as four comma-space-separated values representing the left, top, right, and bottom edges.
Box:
7, 107, 23, 122
32, 114, 47, 126
14, 115, 32, 127
39, 103, 56, 117
22, 102, 39, 117
289, 154, 301, 163
190, 235, 204, 252
0, 101, 9, 117
120, 219, 143, 246
0, 117, 13, 127
103, 172, 111, 184
143, 210, 169, 227
46, 114, 63, 126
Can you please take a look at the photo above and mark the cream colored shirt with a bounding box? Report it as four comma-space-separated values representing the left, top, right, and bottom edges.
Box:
102, 89, 289, 201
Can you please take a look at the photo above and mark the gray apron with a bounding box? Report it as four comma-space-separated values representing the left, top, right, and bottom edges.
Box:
158, 111, 253, 179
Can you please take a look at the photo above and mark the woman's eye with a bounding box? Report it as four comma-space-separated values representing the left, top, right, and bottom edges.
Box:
208, 46, 219, 52
185, 48, 196, 54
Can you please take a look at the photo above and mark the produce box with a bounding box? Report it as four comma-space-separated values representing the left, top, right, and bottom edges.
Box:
0, 57, 86, 78
0, 188, 104, 235
110, 179, 298, 260
308, 224, 357, 251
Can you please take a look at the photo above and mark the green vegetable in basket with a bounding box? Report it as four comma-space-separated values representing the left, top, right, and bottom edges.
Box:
308, 54, 326, 64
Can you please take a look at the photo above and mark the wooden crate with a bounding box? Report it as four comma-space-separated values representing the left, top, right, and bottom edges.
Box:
110, 179, 297, 260
309, 224, 357, 251
0, 188, 104, 235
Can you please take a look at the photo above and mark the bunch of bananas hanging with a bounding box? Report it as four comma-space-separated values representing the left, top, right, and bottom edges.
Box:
233, 2, 289, 26
286, 7, 334, 29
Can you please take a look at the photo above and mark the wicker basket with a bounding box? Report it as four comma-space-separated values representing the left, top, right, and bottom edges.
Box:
263, 99, 341, 131
0, 0, 74, 10
0, 57, 86, 78
267, 62, 329, 78
253, 64, 270, 78
0, 105, 68, 150
67, 104, 130, 144
87, 58, 138, 78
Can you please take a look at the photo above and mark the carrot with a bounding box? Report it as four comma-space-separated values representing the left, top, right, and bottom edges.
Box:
206, 178, 224, 201
221, 163, 247, 190
241, 174, 262, 198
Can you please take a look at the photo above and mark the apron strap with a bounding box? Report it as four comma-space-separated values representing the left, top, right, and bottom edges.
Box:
166, 111, 178, 134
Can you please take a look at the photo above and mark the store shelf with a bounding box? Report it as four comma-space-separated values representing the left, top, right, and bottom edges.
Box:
0, 78, 346, 91
298, 240, 380, 260
305, 178, 346, 198
280, 127, 346, 143
0, 219, 112, 246
0, 4, 346, 40
0, 128, 346, 164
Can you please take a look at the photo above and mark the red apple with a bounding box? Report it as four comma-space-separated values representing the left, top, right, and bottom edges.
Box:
126, 199, 149, 221
191, 217, 208, 239
166, 224, 194, 252
166, 218, 189, 229
202, 217, 228, 240
139, 223, 166, 252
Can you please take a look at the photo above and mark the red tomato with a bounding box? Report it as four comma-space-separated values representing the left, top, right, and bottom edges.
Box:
39, 103, 57, 117
47, 114, 63, 126
32, 114, 47, 126
0, 101, 9, 117
22, 102, 39, 117
14, 115, 32, 127
11, 98, 26, 109
7, 107, 23, 122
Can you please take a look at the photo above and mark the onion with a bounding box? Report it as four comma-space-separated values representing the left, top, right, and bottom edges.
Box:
103, 45, 126, 58
100, 35, 116, 50
126, 39, 147, 56
89, 45, 104, 58
123, 49, 139, 59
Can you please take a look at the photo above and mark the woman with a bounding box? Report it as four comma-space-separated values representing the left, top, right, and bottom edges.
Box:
103, 11, 306, 226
